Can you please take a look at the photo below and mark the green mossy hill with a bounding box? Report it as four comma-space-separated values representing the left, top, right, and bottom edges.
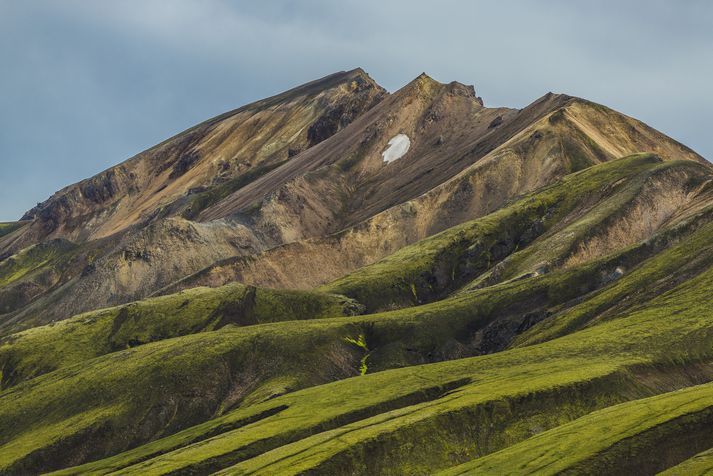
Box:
661, 447, 713, 476
42, 260, 713, 475
513, 212, 713, 347
0, 239, 76, 288
440, 382, 713, 475
0, 283, 361, 389
468, 158, 710, 288
321, 154, 707, 311
0, 207, 711, 473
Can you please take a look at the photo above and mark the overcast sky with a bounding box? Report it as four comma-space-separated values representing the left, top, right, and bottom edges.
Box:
1, 0, 711, 221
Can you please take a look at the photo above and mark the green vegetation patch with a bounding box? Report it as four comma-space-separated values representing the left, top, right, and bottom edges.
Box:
344, 334, 370, 375
50, 261, 713, 475
0, 283, 360, 388
0, 239, 76, 288
440, 382, 713, 475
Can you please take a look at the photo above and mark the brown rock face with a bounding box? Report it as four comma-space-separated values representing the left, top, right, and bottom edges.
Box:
197, 74, 516, 238
155, 93, 709, 296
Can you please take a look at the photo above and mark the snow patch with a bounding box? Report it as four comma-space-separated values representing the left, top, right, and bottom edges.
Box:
382, 134, 411, 163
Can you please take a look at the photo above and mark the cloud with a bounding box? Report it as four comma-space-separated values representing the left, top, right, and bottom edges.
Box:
0, 0, 711, 220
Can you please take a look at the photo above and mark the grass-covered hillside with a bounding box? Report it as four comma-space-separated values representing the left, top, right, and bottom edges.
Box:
0, 283, 361, 389
0, 154, 712, 474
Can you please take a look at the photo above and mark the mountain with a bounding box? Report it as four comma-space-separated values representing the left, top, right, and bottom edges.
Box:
0, 71, 703, 333
12, 69, 385, 244
0, 69, 712, 474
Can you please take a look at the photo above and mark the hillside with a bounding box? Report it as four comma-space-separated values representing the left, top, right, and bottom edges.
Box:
0, 69, 712, 474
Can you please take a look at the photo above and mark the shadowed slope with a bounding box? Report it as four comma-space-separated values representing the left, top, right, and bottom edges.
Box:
661, 447, 713, 475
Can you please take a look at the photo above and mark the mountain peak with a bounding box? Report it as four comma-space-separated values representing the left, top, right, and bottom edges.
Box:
343, 67, 383, 92
347, 67, 368, 76
395, 72, 443, 100
416, 71, 433, 81
15, 68, 388, 242
446, 80, 482, 105
398, 73, 483, 105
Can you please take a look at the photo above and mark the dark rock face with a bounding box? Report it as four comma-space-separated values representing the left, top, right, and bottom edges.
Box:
307, 76, 386, 147
20, 205, 38, 222
20, 167, 128, 238
519, 219, 545, 245
80, 170, 118, 204
471, 308, 551, 355
169, 152, 201, 179
122, 248, 151, 262
308, 105, 347, 146
37, 195, 72, 234
488, 115, 503, 129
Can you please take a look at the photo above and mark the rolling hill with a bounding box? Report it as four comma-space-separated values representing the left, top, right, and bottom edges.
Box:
0, 69, 711, 475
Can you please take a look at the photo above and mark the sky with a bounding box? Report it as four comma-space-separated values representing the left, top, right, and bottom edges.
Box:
1, 1, 712, 221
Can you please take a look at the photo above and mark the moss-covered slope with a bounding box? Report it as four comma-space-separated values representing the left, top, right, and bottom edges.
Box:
440, 381, 713, 475
36, 258, 713, 475
0, 156, 712, 473
0, 222, 25, 240
0, 283, 361, 389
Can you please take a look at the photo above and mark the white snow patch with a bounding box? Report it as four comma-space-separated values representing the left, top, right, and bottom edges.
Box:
382, 134, 411, 163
